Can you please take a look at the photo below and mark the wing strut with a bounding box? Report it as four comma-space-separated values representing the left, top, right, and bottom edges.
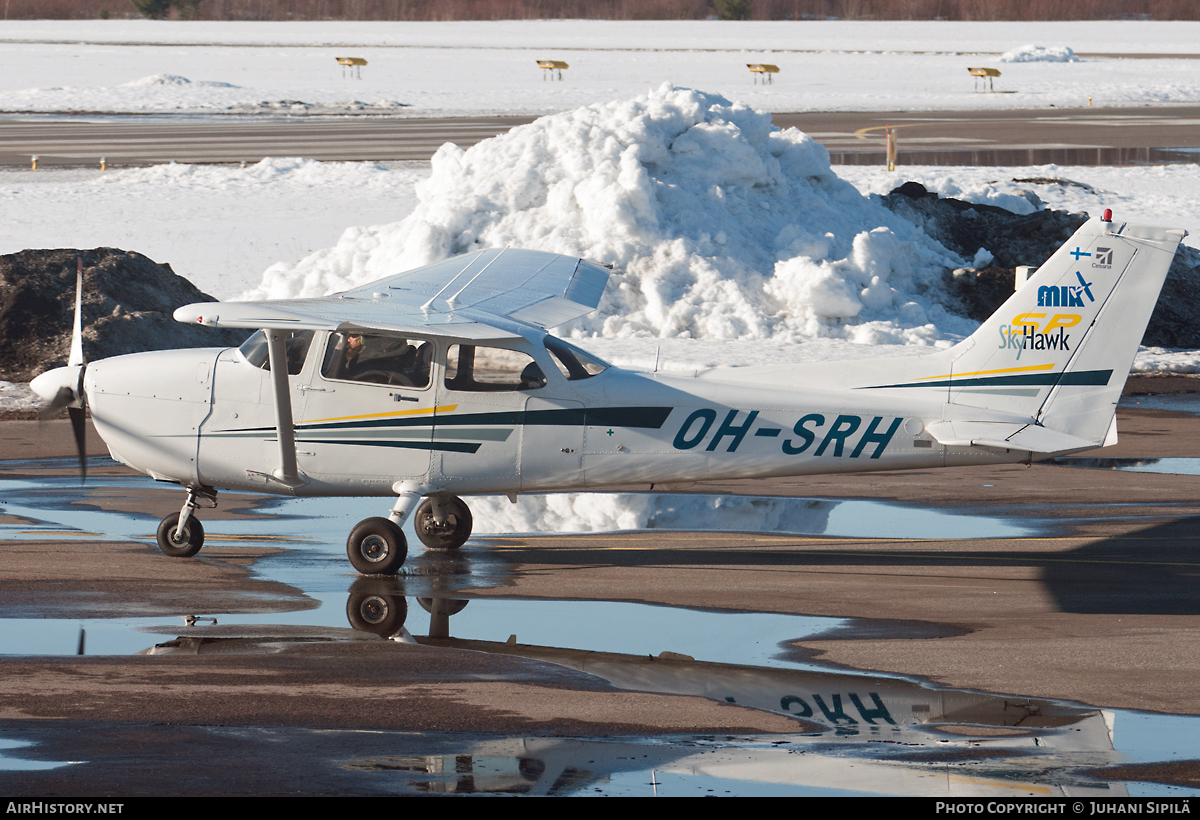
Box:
265, 329, 303, 487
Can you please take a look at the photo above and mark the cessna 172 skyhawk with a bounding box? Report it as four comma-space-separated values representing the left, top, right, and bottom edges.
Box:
29, 213, 1186, 575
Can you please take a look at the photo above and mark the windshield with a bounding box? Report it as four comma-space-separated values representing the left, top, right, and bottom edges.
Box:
238, 329, 314, 376
544, 337, 609, 380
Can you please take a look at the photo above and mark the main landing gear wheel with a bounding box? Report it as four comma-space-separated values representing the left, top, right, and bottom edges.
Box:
156, 513, 204, 558
347, 517, 408, 575
414, 496, 473, 550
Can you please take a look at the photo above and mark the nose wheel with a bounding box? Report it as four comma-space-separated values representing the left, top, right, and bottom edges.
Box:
155, 487, 215, 558
156, 513, 204, 558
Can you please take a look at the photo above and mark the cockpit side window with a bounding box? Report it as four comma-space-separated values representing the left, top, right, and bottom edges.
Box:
321, 332, 432, 389
543, 336, 609, 380
238, 329, 314, 376
445, 344, 545, 392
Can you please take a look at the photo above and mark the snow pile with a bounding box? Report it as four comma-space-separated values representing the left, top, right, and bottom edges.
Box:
1000, 45, 1079, 63
466, 492, 836, 535
249, 84, 969, 345
121, 74, 238, 88
462, 491, 1026, 539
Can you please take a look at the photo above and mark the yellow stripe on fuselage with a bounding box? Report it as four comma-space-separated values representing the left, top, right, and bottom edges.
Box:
912, 363, 1056, 382
304, 404, 458, 424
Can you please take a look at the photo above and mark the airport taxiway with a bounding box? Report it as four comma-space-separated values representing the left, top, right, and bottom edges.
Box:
2, 105, 1199, 167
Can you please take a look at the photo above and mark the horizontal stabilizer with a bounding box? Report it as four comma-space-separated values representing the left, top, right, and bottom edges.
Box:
926, 420, 1099, 455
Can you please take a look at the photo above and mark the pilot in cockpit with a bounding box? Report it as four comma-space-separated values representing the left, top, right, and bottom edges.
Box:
323, 332, 429, 387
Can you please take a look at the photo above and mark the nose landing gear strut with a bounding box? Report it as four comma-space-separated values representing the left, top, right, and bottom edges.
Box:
156, 486, 217, 558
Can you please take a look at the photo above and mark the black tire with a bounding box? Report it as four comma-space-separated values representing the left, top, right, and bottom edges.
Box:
156, 513, 204, 558
413, 496, 473, 550
346, 517, 407, 574
346, 579, 409, 637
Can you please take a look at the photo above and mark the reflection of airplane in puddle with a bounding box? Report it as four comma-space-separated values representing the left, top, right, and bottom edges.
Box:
147, 581, 1127, 796
31, 217, 1185, 576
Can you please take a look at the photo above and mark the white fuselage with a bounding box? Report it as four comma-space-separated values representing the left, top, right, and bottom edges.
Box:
84, 330, 1035, 499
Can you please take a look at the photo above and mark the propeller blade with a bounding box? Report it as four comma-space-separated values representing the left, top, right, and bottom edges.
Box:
32, 258, 90, 482
37, 384, 75, 421
68, 257, 84, 368
68, 405, 87, 483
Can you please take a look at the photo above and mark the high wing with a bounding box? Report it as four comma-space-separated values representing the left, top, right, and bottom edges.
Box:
173, 248, 614, 338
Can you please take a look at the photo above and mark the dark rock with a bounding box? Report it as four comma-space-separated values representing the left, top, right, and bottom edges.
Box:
1143, 244, 1200, 348
880, 182, 1200, 348
0, 248, 251, 382
881, 181, 1086, 270
941, 265, 1019, 324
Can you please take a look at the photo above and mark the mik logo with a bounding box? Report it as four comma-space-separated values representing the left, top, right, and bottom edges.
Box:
1037, 272, 1096, 308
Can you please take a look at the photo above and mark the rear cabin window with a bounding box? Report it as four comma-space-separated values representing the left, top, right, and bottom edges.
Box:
445, 345, 545, 392
321, 332, 432, 388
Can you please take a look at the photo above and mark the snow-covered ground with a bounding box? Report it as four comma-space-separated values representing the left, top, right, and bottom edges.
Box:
2, 19, 1199, 417
2, 141, 1196, 381
0, 158, 425, 299
0, 20, 1197, 116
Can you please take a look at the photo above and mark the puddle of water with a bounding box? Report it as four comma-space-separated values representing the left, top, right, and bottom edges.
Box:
1113, 712, 1200, 764
829, 146, 1200, 167
0, 458, 1195, 796
1048, 456, 1200, 476
1119, 393, 1200, 414
0, 465, 1034, 664
418, 598, 839, 670
0, 738, 73, 772
0, 725, 1135, 797
0, 467, 1039, 595
0, 598, 841, 673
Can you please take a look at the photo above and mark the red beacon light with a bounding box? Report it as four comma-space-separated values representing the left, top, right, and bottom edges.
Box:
1102, 208, 1113, 222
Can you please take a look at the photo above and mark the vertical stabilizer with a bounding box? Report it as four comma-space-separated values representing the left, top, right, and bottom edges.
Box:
941, 216, 1184, 443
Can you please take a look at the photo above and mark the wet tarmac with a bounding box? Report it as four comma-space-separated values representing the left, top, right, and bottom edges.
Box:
3, 422, 1200, 796
1048, 457, 1200, 476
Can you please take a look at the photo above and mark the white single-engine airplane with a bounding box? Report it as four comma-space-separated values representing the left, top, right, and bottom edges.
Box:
30, 213, 1186, 574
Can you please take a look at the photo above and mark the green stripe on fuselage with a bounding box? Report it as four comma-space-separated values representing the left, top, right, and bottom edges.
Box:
861, 370, 1112, 390
218, 406, 674, 435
